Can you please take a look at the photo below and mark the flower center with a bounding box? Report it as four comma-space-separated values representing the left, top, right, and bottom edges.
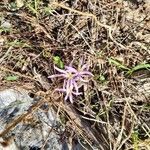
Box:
66, 72, 73, 79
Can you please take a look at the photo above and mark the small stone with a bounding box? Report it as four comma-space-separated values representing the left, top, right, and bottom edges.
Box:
1, 21, 12, 29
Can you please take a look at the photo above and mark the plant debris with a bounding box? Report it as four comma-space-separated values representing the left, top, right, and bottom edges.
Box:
0, 0, 150, 149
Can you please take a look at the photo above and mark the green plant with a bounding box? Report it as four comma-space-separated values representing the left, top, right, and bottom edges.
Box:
127, 63, 150, 75
53, 56, 64, 69
108, 57, 130, 70
108, 57, 150, 76
132, 131, 139, 150
5, 75, 19, 81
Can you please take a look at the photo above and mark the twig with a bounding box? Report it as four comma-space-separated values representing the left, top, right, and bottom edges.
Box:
117, 117, 134, 150
113, 104, 127, 150
50, 2, 126, 49
80, 115, 107, 124
0, 40, 17, 64
50, 10, 95, 54
0, 66, 37, 81
41, 127, 53, 150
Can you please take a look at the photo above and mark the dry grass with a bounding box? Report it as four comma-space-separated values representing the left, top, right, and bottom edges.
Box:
0, 0, 150, 149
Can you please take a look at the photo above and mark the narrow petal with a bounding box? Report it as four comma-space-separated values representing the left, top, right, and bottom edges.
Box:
66, 79, 73, 92
65, 93, 69, 101
66, 79, 70, 91
63, 79, 67, 89
65, 66, 77, 73
79, 58, 84, 67
65, 80, 71, 99
78, 83, 83, 88
72, 92, 82, 95
54, 66, 67, 74
55, 88, 66, 92
80, 77, 89, 82
72, 80, 79, 93
79, 71, 94, 76
48, 74, 65, 78
69, 93, 73, 103
74, 76, 80, 81
69, 79, 73, 90
81, 64, 88, 70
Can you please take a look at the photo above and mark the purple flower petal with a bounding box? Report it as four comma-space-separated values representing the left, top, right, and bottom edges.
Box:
79, 71, 94, 76
79, 58, 84, 67
72, 92, 82, 95
69, 93, 73, 103
70, 79, 74, 89
65, 92, 69, 101
55, 88, 66, 92
66, 79, 70, 91
48, 74, 65, 78
81, 64, 88, 70
54, 66, 67, 74
66, 79, 73, 92
80, 77, 89, 82
72, 80, 79, 93
63, 79, 67, 89
65, 66, 77, 73
65, 80, 72, 98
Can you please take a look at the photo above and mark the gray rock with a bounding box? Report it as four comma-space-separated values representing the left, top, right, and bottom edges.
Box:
0, 88, 62, 150
1, 21, 11, 29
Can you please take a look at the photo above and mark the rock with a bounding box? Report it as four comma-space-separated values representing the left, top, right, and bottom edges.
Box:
1, 21, 11, 29
0, 88, 62, 150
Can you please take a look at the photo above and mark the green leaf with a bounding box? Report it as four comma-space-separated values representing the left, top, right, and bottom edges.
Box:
27, 4, 38, 15
131, 131, 139, 150
5, 75, 19, 81
53, 56, 64, 69
99, 75, 105, 82
9, 2, 17, 10
59, 61, 64, 69
44, 7, 52, 15
108, 58, 130, 70
53, 56, 60, 63
127, 63, 150, 75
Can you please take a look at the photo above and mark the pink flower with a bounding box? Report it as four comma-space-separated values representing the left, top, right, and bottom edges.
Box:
48, 63, 93, 103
